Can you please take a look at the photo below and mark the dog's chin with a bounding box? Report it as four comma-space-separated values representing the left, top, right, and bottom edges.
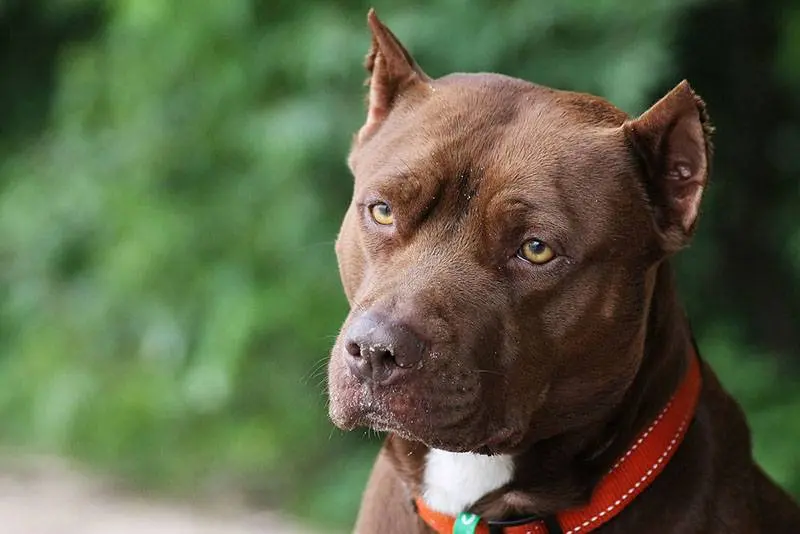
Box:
327, 356, 530, 454
328, 389, 422, 437
329, 389, 523, 455
382, 423, 525, 456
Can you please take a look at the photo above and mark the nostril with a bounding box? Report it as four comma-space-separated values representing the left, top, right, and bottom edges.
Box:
374, 347, 394, 364
345, 341, 362, 358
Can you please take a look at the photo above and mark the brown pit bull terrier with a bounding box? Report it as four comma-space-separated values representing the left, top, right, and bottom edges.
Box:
327, 9, 800, 534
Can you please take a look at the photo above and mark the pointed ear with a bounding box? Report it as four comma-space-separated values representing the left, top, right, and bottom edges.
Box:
358, 9, 430, 142
625, 80, 714, 254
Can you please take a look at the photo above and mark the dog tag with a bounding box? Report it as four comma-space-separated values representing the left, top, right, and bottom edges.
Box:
453, 512, 481, 534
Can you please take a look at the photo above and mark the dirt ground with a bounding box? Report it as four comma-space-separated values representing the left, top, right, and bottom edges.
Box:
0, 456, 317, 534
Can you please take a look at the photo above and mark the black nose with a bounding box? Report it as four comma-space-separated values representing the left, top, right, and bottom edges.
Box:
344, 313, 425, 384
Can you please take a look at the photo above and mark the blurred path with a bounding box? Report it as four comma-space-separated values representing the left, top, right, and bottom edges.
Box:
0, 456, 317, 534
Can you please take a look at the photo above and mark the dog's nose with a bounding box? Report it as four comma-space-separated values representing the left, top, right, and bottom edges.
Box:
344, 313, 425, 384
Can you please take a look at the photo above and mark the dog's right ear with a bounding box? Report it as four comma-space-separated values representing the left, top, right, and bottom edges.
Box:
357, 9, 430, 143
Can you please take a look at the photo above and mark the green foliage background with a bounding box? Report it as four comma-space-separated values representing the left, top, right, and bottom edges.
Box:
0, 0, 798, 530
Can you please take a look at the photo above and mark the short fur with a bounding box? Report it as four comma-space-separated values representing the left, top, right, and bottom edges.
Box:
327, 9, 800, 533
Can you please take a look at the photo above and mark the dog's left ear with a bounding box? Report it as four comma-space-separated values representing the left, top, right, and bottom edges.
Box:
625, 80, 713, 253
357, 9, 430, 143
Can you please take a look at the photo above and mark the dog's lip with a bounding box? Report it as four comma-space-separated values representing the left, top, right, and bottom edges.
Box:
360, 411, 421, 443
363, 410, 522, 454
333, 385, 402, 432
332, 380, 514, 451
469, 428, 524, 454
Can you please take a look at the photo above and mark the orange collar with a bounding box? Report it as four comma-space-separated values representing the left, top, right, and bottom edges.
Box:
416, 349, 702, 534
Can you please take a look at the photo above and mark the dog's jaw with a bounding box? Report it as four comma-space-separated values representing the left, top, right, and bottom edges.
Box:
423, 449, 514, 516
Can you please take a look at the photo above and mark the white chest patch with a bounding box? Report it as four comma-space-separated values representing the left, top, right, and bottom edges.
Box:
422, 449, 515, 516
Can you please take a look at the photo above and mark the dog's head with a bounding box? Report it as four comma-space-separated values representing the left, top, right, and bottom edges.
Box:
328, 10, 712, 453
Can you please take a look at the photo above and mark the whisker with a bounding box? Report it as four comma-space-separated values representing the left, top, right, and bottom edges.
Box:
301, 356, 331, 384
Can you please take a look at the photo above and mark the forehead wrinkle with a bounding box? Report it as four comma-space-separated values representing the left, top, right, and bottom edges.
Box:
473, 120, 632, 253
355, 76, 640, 250
361, 76, 537, 195
481, 181, 571, 243
387, 97, 525, 220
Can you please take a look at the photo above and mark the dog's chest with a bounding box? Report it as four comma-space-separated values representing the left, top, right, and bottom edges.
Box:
422, 449, 514, 515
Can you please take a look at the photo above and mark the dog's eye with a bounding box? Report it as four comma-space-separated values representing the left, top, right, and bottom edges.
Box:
518, 239, 555, 264
370, 203, 394, 225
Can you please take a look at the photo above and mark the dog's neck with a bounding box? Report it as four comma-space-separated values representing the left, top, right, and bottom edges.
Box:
386, 261, 694, 519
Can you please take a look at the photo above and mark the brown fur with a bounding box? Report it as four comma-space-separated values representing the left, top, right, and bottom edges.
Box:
327, 9, 800, 533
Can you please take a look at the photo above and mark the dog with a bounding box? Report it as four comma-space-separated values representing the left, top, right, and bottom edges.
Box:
327, 9, 800, 534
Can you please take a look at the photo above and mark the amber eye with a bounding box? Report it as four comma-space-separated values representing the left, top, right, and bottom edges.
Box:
370, 203, 394, 225
518, 239, 555, 264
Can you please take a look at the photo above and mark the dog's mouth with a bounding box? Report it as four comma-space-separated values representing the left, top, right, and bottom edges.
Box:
329, 374, 525, 453
329, 380, 428, 434
326, 323, 532, 453
362, 408, 524, 454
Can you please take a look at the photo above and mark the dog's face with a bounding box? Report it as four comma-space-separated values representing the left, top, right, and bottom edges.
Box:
328, 11, 711, 453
